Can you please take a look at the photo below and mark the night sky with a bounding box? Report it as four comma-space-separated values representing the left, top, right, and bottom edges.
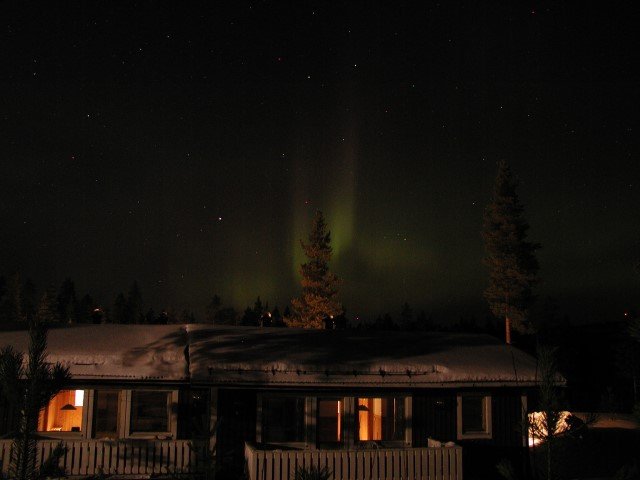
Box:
1, 2, 638, 323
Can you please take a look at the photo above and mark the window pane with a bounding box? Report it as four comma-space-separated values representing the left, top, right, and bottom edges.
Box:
317, 399, 342, 444
38, 390, 84, 432
462, 396, 485, 433
130, 391, 169, 433
179, 389, 209, 439
262, 397, 305, 443
358, 397, 405, 442
94, 390, 119, 438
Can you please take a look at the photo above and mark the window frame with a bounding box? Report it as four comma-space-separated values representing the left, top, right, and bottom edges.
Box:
257, 393, 310, 448
316, 396, 347, 448
90, 389, 122, 440
26, 387, 181, 440
355, 396, 411, 447
255, 393, 414, 449
456, 393, 492, 440
123, 389, 178, 439
36, 389, 89, 439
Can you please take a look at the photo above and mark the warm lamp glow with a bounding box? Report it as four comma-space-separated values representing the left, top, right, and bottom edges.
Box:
358, 398, 383, 441
74, 390, 84, 407
39, 390, 84, 432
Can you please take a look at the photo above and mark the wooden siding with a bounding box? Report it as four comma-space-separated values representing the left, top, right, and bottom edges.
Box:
413, 390, 526, 448
0, 439, 206, 477
412, 394, 457, 446
217, 389, 257, 478
491, 393, 525, 447
245, 442, 463, 480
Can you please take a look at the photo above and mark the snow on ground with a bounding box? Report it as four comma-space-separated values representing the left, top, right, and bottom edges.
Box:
573, 412, 640, 430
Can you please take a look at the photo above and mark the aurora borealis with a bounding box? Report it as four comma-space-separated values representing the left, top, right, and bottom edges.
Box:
1, 2, 638, 323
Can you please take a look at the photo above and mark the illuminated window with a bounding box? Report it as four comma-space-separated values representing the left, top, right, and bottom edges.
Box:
317, 398, 343, 444
93, 390, 119, 438
130, 391, 170, 433
357, 397, 406, 442
262, 396, 305, 443
38, 390, 85, 433
457, 394, 492, 439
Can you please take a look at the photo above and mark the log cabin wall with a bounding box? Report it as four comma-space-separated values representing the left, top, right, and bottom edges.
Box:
490, 391, 526, 447
216, 389, 257, 479
412, 388, 527, 448
412, 392, 457, 446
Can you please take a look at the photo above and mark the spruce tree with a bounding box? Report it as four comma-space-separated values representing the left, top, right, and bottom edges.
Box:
77, 294, 96, 323
271, 306, 283, 327
56, 278, 77, 324
127, 281, 144, 324
531, 345, 563, 480
205, 294, 222, 324
21, 279, 37, 322
215, 307, 238, 325
0, 319, 71, 480
0, 272, 24, 323
400, 302, 413, 329
144, 308, 156, 325
288, 211, 342, 329
240, 306, 258, 326
112, 293, 127, 324
180, 309, 196, 324
483, 161, 540, 344
36, 287, 59, 324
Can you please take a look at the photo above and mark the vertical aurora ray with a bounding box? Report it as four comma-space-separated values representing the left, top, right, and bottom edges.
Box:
290, 140, 313, 276
290, 118, 358, 277
327, 117, 358, 260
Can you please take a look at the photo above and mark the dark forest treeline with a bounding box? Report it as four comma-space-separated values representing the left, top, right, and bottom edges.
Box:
0, 272, 500, 335
0, 273, 195, 326
2, 271, 639, 412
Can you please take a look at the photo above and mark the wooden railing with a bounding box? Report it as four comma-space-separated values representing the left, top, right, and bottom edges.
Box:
245, 442, 463, 480
0, 438, 207, 477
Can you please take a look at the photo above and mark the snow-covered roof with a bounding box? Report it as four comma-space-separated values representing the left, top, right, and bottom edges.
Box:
186, 325, 541, 387
0, 324, 542, 387
0, 325, 188, 381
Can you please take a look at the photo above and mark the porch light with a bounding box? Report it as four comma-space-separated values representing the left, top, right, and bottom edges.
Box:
74, 389, 84, 407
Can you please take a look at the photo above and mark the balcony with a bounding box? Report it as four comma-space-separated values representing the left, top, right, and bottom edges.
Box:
244, 442, 463, 480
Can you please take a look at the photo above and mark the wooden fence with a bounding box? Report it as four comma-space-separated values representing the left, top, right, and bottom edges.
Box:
0, 438, 207, 477
245, 442, 463, 480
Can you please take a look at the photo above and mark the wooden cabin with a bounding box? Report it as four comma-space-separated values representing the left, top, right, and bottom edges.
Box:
0, 324, 541, 479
